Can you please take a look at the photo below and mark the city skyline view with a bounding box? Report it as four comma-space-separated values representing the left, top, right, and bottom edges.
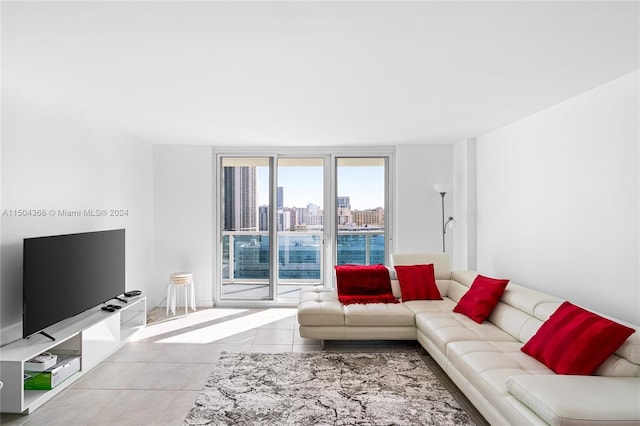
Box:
257, 165, 385, 210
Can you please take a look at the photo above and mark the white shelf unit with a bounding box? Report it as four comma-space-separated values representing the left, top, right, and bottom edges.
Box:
0, 296, 146, 414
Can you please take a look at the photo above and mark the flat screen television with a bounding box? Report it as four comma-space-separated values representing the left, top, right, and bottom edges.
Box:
23, 229, 125, 340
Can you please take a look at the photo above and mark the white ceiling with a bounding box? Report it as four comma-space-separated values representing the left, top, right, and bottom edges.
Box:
2, 1, 639, 146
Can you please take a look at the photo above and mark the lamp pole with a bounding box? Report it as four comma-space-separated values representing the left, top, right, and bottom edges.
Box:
434, 184, 454, 254
438, 191, 446, 252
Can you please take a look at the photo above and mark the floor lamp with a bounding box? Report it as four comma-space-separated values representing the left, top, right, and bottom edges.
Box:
433, 184, 456, 253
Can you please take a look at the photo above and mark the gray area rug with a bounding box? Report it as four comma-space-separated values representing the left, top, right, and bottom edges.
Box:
184, 351, 475, 425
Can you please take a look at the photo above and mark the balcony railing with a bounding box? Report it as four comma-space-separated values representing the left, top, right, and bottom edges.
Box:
221, 230, 385, 285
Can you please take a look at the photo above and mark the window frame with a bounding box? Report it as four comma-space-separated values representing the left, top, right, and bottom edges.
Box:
213, 146, 396, 306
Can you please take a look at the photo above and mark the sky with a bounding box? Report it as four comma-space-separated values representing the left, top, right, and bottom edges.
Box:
257, 166, 384, 210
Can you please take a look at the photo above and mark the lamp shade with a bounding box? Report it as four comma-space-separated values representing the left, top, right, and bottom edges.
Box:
433, 184, 452, 194
445, 217, 457, 230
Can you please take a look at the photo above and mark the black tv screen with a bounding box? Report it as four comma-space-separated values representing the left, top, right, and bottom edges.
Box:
23, 229, 125, 339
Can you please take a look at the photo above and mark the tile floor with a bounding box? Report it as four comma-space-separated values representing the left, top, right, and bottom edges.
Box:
1, 307, 487, 426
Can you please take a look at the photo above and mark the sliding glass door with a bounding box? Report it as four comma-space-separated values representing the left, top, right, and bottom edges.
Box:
275, 157, 325, 299
336, 157, 387, 266
217, 151, 391, 303
220, 157, 272, 300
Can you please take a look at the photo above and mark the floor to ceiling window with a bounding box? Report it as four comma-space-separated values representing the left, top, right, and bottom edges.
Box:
220, 157, 271, 300
216, 149, 393, 304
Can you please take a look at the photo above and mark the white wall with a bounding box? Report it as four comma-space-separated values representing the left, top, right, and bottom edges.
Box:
395, 144, 453, 254
452, 139, 477, 270
0, 92, 154, 345
149, 144, 453, 307
152, 145, 213, 310
475, 71, 639, 324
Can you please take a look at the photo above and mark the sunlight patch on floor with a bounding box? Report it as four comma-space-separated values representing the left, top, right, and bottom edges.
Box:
130, 308, 248, 341
155, 308, 297, 344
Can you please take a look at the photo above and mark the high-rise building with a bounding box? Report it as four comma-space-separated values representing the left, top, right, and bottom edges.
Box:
258, 205, 269, 231
222, 166, 257, 231
306, 203, 323, 226
277, 209, 292, 231
296, 206, 308, 226
282, 207, 297, 231
353, 207, 384, 226
337, 196, 350, 209
337, 196, 352, 226
277, 186, 284, 209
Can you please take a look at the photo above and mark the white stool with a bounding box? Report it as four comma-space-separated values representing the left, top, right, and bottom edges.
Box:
166, 272, 196, 316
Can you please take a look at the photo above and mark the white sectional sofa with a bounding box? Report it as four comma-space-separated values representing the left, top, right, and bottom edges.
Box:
297, 253, 640, 426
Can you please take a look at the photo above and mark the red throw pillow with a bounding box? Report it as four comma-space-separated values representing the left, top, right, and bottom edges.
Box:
453, 274, 509, 323
335, 264, 398, 305
394, 264, 442, 302
521, 301, 635, 375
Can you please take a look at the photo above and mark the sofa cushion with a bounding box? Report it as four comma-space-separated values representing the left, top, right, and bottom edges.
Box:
453, 274, 509, 323
415, 311, 517, 355
391, 253, 451, 279
391, 253, 452, 296
297, 288, 344, 326
446, 278, 471, 303
499, 282, 562, 320
611, 324, 640, 366
394, 264, 442, 301
596, 354, 640, 377
447, 340, 552, 379
343, 303, 415, 327
390, 279, 402, 299
404, 298, 457, 314
334, 264, 398, 305
486, 301, 545, 343
506, 375, 640, 426
521, 301, 636, 375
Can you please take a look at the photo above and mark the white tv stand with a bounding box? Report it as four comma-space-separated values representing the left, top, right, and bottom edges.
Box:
0, 296, 146, 414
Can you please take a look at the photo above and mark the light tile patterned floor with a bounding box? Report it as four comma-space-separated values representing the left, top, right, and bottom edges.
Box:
1, 307, 487, 426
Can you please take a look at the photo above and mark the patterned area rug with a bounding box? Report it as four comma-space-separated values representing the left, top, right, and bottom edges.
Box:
184, 351, 475, 425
